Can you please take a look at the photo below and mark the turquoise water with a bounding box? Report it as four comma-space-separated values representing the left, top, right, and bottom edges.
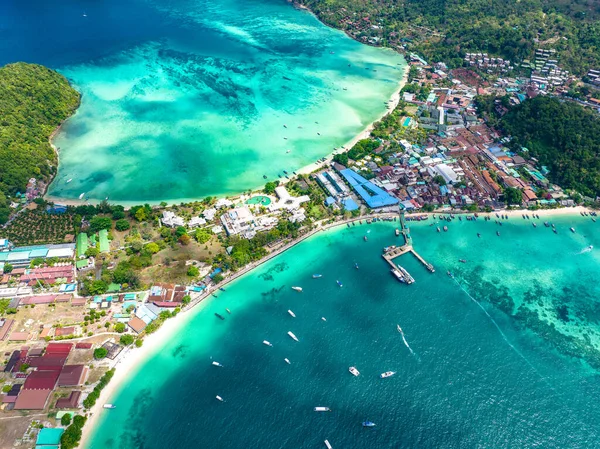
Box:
89, 215, 600, 448
1, 0, 405, 203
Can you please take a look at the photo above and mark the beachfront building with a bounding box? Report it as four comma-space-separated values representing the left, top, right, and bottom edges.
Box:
220, 206, 278, 239
338, 169, 399, 209
161, 211, 185, 228
269, 186, 310, 212
0, 243, 75, 268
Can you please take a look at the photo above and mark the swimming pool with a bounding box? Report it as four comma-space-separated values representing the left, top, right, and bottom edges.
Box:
245, 195, 272, 206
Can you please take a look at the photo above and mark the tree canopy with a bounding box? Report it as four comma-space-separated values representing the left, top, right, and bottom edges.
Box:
0, 63, 80, 223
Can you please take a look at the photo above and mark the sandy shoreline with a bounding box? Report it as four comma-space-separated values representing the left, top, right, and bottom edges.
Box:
77, 204, 595, 446
413, 205, 594, 219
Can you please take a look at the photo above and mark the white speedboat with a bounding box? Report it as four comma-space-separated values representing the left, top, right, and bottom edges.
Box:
284, 358, 291, 365
380, 371, 396, 378
314, 407, 331, 412
324, 440, 333, 449
103, 404, 116, 409
291, 286, 303, 292
66, 178, 72, 183
216, 395, 224, 402
349, 366, 360, 376
79, 193, 85, 199
321, 317, 327, 322
288, 331, 299, 342
212, 361, 223, 367
263, 340, 273, 347
288, 310, 296, 318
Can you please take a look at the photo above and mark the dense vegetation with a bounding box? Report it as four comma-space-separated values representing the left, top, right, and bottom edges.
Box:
298, 0, 600, 74
500, 96, 600, 197
0, 63, 79, 223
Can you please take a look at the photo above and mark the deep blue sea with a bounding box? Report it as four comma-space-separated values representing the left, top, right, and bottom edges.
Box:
88, 216, 600, 448
1, 0, 405, 203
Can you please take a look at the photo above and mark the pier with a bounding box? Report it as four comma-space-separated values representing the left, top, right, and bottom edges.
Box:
383, 211, 435, 283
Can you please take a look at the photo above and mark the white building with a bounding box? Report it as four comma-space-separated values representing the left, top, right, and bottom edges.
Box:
215, 198, 234, 209
269, 186, 309, 212
434, 163, 460, 185
161, 211, 185, 227
202, 208, 217, 220
188, 217, 207, 228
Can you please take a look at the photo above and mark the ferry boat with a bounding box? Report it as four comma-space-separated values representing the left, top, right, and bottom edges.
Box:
263, 340, 273, 347
324, 440, 333, 449
291, 286, 303, 292
380, 371, 396, 378
391, 269, 406, 283
216, 395, 224, 402
215, 313, 225, 320
212, 361, 223, 367
288, 331, 299, 342
288, 310, 296, 318
314, 407, 331, 412
336, 280, 343, 287
397, 266, 414, 284
284, 358, 291, 364
362, 421, 376, 427
103, 404, 116, 409
349, 366, 360, 376
312, 274, 322, 278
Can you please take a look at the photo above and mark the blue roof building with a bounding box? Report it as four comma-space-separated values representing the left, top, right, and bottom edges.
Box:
341, 198, 359, 211
339, 169, 399, 208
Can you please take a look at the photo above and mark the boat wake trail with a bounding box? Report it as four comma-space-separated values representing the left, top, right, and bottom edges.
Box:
397, 325, 418, 359
577, 245, 593, 255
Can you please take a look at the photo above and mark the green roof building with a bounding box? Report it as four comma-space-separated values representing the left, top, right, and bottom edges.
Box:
76, 233, 88, 258
98, 229, 109, 253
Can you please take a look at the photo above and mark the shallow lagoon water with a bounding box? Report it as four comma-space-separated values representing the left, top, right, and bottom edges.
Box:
2, 0, 405, 202
89, 216, 600, 448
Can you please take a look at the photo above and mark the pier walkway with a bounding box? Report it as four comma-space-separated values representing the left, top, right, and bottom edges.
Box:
383, 211, 435, 281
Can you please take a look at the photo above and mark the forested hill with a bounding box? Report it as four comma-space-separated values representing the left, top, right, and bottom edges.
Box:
0, 63, 80, 223
500, 96, 600, 198
298, 0, 600, 75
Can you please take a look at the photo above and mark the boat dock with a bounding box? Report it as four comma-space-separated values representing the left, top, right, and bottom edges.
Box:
383, 211, 435, 282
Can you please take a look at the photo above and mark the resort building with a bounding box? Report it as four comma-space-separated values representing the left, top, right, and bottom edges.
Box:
220, 206, 278, 239
161, 211, 185, 227
0, 243, 75, 268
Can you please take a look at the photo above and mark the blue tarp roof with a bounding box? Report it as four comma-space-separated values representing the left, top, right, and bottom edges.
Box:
325, 196, 336, 206
36, 428, 64, 446
341, 198, 359, 211
339, 169, 399, 208
209, 268, 223, 278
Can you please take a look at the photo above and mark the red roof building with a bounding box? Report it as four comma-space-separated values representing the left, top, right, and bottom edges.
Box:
27, 355, 68, 370
46, 343, 73, 355
23, 369, 60, 390
55, 390, 81, 409
14, 389, 52, 410
75, 342, 92, 349
58, 365, 87, 387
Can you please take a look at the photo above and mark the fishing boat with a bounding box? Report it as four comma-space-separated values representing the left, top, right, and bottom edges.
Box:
391, 269, 406, 283
380, 371, 396, 379
553, 228, 558, 234
212, 361, 223, 367
288, 331, 299, 342
437, 227, 441, 233
593, 218, 597, 222
324, 440, 333, 449
532, 222, 537, 228
362, 421, 376, 427
447, 271, 454, 279
349, 366, 360, 376
103, 404, 116, 409
284, 358, 291, 365
288, 310, 296, 318
314, 407, 331, 412
312, 274, 322, 278
291, 286, 303, 292
216, 396, 224, 402
336, 280, 343, 288
215, 313, 225, 320
443, 226, 448, 232
263, 175, 267, 179
263, 340, 273, 347
544, 222, 550, 227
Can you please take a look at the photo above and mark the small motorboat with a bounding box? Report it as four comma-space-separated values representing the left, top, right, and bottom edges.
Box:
103, 404, 116, 409
380, 371, 396, 378
292, 286, 303, 292
263, 340, 273, 347
570, 227, 575, 233
362, 421, 376, 427
459, 259, 466, 263
354, 263, 359, 269
312, 274, 322, 279
226, 308, 231, 314
349, 366, 360, 376
66, 178, 72, 183
321, 317, 327, 322
336, 280, 343, 287
216, 395, 224, 402
314, 407, 331, 412
288, 331, 299, 342
288, 310, 296, 318
285, 358, 291, 364
212, 361, 223, 367
215, 313, 225, 320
